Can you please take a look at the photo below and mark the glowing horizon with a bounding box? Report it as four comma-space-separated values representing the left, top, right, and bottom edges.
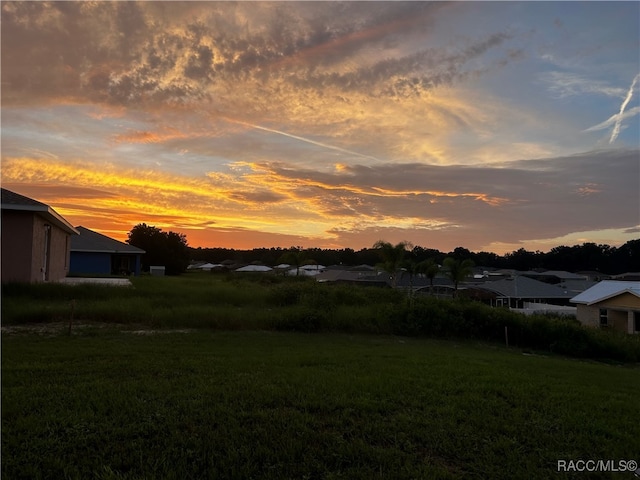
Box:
1, 2, 638, 254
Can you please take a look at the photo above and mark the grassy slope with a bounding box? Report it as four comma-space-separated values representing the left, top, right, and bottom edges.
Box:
2, 331, 638, 480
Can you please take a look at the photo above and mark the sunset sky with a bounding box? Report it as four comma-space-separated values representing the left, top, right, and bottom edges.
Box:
2, 1, 639, 253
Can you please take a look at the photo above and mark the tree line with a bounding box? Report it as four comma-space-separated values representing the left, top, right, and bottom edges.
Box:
190, 240, 639, 275
125, 223, 639, 275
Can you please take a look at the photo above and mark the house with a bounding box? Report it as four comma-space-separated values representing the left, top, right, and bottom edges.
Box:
315, 266, 390, 287
522, 270, 587, 285
1, 188, 79, 283
235, 265, 273, 272
188, 262, 224, 271
462, 275, 574, 309
612, 272, 640, 281
570, 281, 640, 334
69, 226, 145, 276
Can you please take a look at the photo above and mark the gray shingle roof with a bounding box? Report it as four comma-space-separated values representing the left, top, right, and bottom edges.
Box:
1, 188, 47, 207
524, 270, 587, 280
71, 226, 145, 254
1, 188, 78, 235
475, 275, 572, 299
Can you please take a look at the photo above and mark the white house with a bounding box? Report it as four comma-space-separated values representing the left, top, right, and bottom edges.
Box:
570, 281, 640, 334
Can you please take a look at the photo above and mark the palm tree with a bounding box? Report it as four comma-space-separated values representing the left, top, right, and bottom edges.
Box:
372, 240, 412, 288
278, 248, 307, 276
417, 259, 440, 295
443, 257, 474, 297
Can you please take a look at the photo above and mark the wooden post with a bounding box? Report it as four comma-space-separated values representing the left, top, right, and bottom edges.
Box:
504, 326, 509, 348
68, 299, 76, 336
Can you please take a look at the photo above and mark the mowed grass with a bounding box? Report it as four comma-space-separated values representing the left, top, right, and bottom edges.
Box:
2, 331, 638, 480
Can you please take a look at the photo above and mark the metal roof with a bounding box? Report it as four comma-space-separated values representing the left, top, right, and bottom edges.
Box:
1, 188, 79, 235
71, 226, 145, 254
570, 280, 640, 305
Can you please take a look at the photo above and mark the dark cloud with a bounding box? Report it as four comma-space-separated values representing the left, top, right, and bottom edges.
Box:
257, 148, 639, 247
0, 184, 118, 201
228, 190, 287, 204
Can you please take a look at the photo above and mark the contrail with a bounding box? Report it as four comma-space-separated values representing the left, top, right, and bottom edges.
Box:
222, 117, 381, 162
610, 73, 640, 143
584, 106, 640, 132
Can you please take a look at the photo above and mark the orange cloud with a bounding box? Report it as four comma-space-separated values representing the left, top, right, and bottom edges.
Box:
1, 156, 470, 245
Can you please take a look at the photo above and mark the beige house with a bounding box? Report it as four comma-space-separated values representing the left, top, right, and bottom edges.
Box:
570, 281, 640, 334
1, 188, 79, 283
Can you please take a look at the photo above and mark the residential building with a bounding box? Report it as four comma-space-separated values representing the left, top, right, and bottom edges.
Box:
571, 281, 640, 334
69, 226, 145, 276
1, 188, 78, 283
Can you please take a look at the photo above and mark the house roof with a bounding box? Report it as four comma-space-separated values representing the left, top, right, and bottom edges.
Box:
235, 265, 273, 272
315, 269, 389, 286
188, 262, 222, 270
523, 270, 587, 280
570, 280, 640, 305
1, 188, 79, 235
71, 226, 145, 254
348, 264, 376, 272
474, 275, 572, 299
612, 272, 640, 281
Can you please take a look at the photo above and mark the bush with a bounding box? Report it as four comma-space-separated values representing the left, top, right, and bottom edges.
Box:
392, 297, 640, 363
267, 282, 314, 306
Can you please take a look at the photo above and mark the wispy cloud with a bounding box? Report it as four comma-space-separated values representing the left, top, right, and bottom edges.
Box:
541, 71, 626, 98
2, 2, 638, 252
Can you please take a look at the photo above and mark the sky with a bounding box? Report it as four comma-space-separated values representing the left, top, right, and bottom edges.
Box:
1, 1, 639, 254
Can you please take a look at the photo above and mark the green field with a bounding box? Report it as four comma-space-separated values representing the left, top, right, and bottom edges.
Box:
2, 330, 638, 480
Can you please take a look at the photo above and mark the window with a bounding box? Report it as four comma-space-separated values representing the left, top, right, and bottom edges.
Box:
599, 308, 608, 327
634, 312, 640, 333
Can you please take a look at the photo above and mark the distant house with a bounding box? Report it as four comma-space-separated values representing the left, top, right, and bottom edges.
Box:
235, 265, 273, 272
316, 266, 390, 287
463, 275, 574, 309
571, 281, 640, 334
188, 262, 224, 271
69, 226, 145, 276
522, 270, 587, 285
1, 188, 79, 283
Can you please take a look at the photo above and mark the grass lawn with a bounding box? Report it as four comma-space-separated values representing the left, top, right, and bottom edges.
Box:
2, 330, 638, 480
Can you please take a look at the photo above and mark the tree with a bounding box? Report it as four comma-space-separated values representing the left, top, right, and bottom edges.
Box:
278, 247, 309, 276
373, 240, 412, 288
417, 258, 440, 295
127, 223, 190, 275
165, 231, 191, 275
611, 239, 640, 274
443, 257, 474, 297
503, 248, 540, 271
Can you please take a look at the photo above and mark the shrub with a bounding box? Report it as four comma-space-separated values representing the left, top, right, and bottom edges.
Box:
391, 297, 640, 363
267, 282, 312, 306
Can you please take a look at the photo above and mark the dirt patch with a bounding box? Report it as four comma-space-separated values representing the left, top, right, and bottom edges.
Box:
59, 278, 133, 287
127, 329, 195, 335
1, 322, 195, 336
